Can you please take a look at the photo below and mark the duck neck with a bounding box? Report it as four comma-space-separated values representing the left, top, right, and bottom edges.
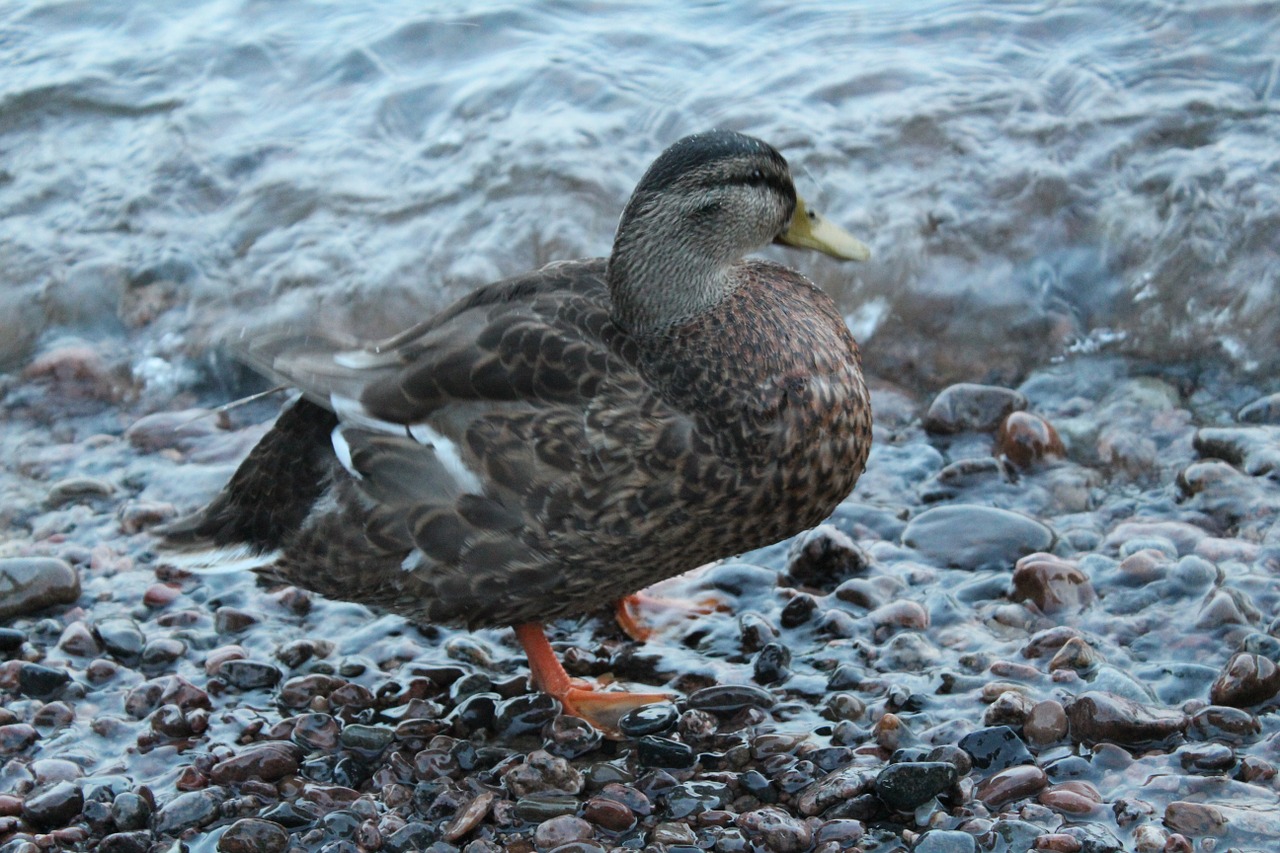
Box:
606, 218, 740, 338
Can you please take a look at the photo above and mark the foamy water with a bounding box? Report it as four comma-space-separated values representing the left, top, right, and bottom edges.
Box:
2, 0, 1277, 396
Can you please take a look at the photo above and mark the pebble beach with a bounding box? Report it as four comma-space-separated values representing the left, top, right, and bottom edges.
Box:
3, 1, 1280, 852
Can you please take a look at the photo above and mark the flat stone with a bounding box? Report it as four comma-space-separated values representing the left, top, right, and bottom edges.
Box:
903, 505, 1054, 571
1066, 692, 1187, 747
0, 558, 80, 620
874, 761, 957, 811
217, 818, 289, 853
1011, 553, 1095, 614
924, 383, 1027, 434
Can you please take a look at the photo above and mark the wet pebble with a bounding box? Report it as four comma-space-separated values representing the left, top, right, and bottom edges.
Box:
1188, 705, 1260, 742
95, 618, 145, 660
1237, 392, 1280, 424
532, 814, 593, 850
617, 702, 678, 737
686, 684, 775, 714
21, 781, 83, 829
784, 524, 869, 588
796, 766, 878, 816
996, 411, 1065, 468
110, 793, 150, 830
98, 831, 154, 853
914, 829, 977, 853
1024, 700, 1068, 746
924, 383, 1026, 434
874, 761, 957, 811
514, 794, 580, 822
902, 505, 1054, 571
209, 742, 301, 784
975, 764, 1047, 807
753, 642, 792, 684
441, 790, 494, 842
16, 663, 70, 699
494, 692, 559, 737
0, 627, 24, 652
153, 787, 226, 835
1209, 652, 1280, 707
957, 726, 1033, 771
637, 735, 695, 769
45, 476, 114, 507
1011, 553, 1095, 614
57, 621, 100, 657
582, 795, 634, 832
219, 659, 283, 690
217, 818, 289, 853
736, 807, 812, 853
505, 750, 583, 797
0, 558, 81, 620
1065, 692, 1187, 747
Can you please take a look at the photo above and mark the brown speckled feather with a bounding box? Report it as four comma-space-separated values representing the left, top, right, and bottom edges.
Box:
164, 130, 872, 632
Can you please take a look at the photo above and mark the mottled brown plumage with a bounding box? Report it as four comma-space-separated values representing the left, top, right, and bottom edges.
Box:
164, 130, 871, 720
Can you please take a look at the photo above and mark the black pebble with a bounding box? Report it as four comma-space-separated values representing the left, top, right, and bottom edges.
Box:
17, 662, 70, 698
637, 735, 695, 769
618, 702, 678, 737
874, 761, 958, 812
957, 725, 1034, 771
752, 643, 792, 685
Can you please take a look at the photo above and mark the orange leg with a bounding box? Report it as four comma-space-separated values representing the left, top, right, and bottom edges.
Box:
513, 622, 672, 736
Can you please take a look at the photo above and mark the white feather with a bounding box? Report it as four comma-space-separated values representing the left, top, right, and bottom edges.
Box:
408, 421, 483, 494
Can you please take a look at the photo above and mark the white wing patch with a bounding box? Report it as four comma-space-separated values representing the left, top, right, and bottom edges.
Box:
408, 421, 483, 494
329, 392, 483, 495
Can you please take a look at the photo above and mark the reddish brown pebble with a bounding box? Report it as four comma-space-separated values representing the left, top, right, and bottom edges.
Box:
532, 814, 593, 850
209, 742, 301, 785
1163, 801, 1226, 836
868, 600, 929, 630
1037, 781, 1100, 815
1033, 833, 1082, 852
204, 645, 249, 675
0, 794, 20, 816
1210, 653, 1280, 707
975, 764, 1047, 807
1012, 553, 1095, 614
143, 583, 181, 608
583, 796, 636, 832
1024, 700, 1068, 746
1049, 637, 1102, 672
997, 411, 1065, 468
442, 790, 495, 842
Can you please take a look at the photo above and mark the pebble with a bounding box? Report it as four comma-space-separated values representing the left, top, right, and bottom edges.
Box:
505, 750, 583, 797
975, 764, 1047, 807
95, 618, 146, 660
686, 684, 775, 714
45, 476, 114, 507
1065, 692, 1187, 746
1024, 700, 1068, 745
1209, 652, 1280, 707
217, 818, 289, 853
21, 781, 83, 829
957, 726, 1034, 771
153, 787, 226, 835
924, 383, 1027, 434
874, 761, 957, 811
784, 525, 869, 588
617, 703, 678, 737
582, 795, 635, 832
914, 829, 978, 853
996, 411, 1065, 468
209, 742, 301, 784
16, 662, 70, 698
902, 505, 1055, 571
0, 558, 81, 620
736, 807, 812, 853
532, 814, 593, 850
1237, 392, 1280, 423
637, 735, 695, 769
1011, 553, 1095, 614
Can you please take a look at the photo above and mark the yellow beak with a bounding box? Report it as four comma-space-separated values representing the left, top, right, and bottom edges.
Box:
777, 195, 870, 262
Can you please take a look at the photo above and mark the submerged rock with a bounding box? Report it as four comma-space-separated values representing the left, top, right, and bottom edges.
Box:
924, 383, 1027, 434
903, 505, 1055, 571
0, 558, 81, 620
1065, 692, 1187, 747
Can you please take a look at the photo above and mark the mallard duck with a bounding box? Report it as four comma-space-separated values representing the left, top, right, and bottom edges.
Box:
164, 130, 872, 730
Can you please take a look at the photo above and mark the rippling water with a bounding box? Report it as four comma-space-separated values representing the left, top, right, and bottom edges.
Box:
2, 0, 1277, 395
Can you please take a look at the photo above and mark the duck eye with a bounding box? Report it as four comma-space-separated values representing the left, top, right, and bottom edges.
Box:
807, 208, 818, 220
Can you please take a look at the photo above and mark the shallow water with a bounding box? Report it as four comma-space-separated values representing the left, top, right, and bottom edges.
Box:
2, 0, 1279, 391
3, 1, 1280, 851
